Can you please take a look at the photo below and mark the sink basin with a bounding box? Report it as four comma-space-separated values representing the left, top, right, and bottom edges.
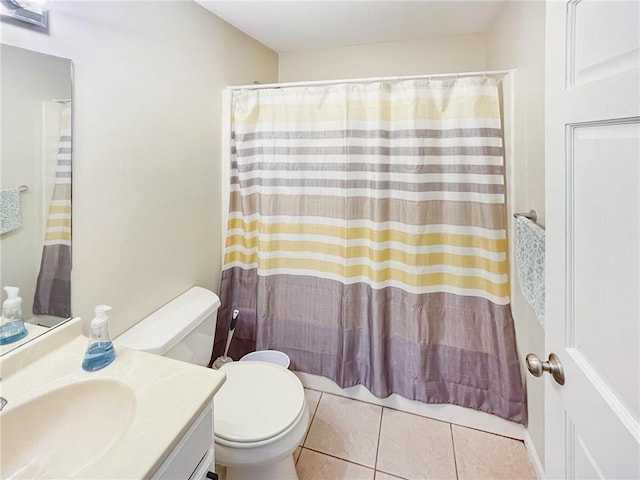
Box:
1, 379, 136, 479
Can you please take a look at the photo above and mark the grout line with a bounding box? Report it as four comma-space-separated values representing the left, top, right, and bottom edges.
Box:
374, 406, 384, 470
381, 404, 450, 426
450, 423, 460, 480
446, 421, 525, 443
301, 390, 323, 447
312, 391, 322, 417
375, 469, 411, 480
303, 446, 377, 471
320, 390, 453, 430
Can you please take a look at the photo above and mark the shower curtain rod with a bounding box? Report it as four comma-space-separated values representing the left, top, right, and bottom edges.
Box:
226, 68, 515, 91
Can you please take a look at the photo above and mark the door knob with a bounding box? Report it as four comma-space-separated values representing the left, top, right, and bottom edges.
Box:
526, 352, 565, 385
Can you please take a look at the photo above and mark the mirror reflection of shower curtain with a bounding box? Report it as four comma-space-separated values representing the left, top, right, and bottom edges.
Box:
216, 78, 526, 424
33, 104, 71, 318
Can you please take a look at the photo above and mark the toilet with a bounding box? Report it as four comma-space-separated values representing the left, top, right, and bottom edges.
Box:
116, 286, 308, 480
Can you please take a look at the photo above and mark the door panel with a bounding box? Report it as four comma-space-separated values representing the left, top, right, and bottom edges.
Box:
571, 121, 640, 422
568, 0, 640, 87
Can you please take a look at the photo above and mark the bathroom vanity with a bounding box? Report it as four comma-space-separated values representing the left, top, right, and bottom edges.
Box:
0, 317, 226, 479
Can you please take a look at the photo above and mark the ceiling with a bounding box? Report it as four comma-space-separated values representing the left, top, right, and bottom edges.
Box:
195, 1, 506, 53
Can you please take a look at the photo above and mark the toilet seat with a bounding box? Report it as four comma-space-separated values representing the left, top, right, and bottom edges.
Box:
215, 361, 305, 448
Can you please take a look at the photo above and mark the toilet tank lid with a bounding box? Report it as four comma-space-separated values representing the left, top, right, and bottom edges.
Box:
116, 286, 221, 355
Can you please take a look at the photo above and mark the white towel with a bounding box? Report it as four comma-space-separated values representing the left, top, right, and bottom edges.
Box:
515, 216, 545, 327
0, 187, 22, 235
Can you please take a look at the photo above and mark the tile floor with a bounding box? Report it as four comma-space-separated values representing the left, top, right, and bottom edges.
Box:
294, 389, 537, 480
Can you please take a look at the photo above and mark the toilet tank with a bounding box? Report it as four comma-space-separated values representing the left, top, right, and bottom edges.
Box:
116, 286, 221, 366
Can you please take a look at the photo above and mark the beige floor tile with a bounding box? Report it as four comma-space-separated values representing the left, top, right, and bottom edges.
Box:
297, 448, 375, 480
295, 446, 302, 463
304, 393, 382, 467
375, 471, 407, 480
377, 408, 456, 480
452, 425, 537, 480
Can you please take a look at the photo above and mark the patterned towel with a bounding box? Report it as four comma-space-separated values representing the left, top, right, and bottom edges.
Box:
515, 215, 545, 326
0, 187, 22, 235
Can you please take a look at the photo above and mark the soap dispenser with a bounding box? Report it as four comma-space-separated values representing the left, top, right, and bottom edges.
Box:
82, 305, 116, 371
0, 286, 27, 345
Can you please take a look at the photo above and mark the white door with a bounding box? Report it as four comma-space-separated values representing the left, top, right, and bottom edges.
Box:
544, 0, 640, 478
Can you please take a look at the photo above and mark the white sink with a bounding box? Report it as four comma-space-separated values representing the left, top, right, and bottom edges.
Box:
0, 318, 226, 479
1, 379, 136, 479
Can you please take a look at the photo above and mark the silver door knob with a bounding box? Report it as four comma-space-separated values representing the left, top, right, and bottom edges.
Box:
526, 352, 565, 385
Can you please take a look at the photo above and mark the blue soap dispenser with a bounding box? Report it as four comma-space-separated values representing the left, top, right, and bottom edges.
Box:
0, 286, 27, 345
82, 305, 116, 371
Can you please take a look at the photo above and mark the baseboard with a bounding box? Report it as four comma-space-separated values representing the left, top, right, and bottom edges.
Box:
523, 430, 545, 479
294, 371, 526, 440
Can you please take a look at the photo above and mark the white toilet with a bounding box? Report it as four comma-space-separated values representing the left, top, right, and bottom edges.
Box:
116, 286, 308, 480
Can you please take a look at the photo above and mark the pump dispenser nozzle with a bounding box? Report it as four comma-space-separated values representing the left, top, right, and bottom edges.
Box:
92, 305, 112, 326
2, 286, 22, 319
3, 286, 19, 299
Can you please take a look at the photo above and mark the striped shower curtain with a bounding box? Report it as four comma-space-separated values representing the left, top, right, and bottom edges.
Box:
33, 104, 72, 318
215, 78, 526, 424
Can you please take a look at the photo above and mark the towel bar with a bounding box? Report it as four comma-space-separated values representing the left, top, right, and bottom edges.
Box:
18, 185, 29, 193
513, 210, 537, 222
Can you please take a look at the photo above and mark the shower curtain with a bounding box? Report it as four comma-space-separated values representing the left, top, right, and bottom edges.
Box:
33, 104, 72, 318
215, 77, 526, 424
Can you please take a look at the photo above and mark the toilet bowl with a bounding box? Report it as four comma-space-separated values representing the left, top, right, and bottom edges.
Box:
214, 361, 308, 480
116, 287, 307, 480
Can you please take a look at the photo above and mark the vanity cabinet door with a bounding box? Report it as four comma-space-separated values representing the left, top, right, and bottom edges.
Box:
152, 401, 215, 480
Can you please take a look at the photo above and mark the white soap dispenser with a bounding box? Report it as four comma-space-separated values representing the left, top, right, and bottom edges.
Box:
82, 305, 116, 371
0, 286, 27, 345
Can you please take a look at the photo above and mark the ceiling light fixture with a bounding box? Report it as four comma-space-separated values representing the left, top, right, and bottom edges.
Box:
1, 0, 48, 28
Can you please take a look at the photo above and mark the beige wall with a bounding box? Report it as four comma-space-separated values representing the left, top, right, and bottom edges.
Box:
486, 0, 547, 470
279, 34, 487, 82
1, 1, 278, 336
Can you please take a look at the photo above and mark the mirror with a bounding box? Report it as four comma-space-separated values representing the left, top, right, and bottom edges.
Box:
0, 44, 73, 355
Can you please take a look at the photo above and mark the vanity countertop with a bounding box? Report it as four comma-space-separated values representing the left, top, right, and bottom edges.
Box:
0, 317, 226, 479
